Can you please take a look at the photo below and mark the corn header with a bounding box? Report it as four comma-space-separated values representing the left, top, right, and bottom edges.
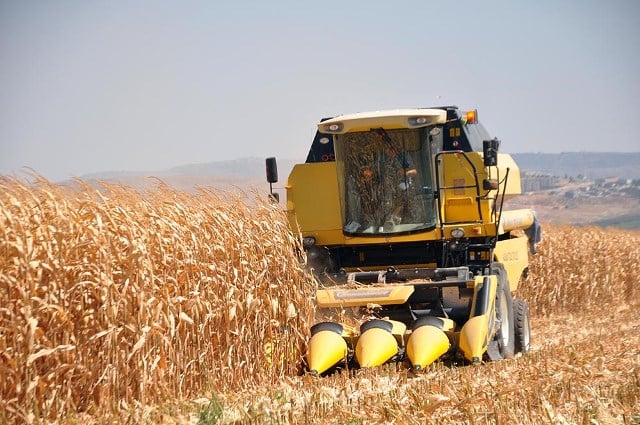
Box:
266, 106, 541, 374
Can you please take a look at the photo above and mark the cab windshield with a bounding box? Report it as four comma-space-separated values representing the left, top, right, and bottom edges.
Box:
335, 127, 439, 235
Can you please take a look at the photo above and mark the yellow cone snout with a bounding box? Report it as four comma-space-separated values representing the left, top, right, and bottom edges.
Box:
406, 317, 454, 370
355, 320, 401, 368
307, 322, 348, 375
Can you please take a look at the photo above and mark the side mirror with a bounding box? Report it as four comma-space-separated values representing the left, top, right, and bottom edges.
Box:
483, 179, 499, 191
265, 157, 278, 183
483, 138, 500, 167
265, 157, 279, 203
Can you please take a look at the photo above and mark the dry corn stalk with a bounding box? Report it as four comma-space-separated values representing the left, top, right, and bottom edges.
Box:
0, 176, 314, 423
1, 175, 640, 423
519, 225, 640, 315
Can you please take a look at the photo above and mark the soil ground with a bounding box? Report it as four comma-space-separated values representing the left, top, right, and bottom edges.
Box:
506, 185, 640, 228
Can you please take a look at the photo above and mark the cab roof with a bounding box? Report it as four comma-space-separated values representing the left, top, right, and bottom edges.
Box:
305, 106, 489, 163
318, 108, 448, 134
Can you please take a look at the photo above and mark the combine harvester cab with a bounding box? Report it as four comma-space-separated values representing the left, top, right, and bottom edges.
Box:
266, 106, 541, 374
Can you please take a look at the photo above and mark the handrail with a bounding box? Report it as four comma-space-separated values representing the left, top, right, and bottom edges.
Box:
434, 150, 484, 231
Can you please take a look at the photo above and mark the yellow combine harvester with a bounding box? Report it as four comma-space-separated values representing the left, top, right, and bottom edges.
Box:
266, 106, 541, 374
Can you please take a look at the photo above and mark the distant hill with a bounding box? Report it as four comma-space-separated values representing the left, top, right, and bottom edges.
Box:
79, 153, 640, 187
174, 153, 640, 181
166, 157, 297, 181
77, 157, 296, 193
512, 152, 640, 180
72, 152, 640, 228
82, 157, 295, 181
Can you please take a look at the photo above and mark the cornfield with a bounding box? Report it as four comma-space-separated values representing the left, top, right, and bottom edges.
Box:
0, 176, 314, 423
521, 225, 640, 315
1, 176, 639, 424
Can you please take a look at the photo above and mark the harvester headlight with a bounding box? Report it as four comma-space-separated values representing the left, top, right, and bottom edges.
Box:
303, 236, 316, 247
408, 116, 432, 127
451, 228, 465, 239
319, 137, 330, 145
322, 122, 343, 133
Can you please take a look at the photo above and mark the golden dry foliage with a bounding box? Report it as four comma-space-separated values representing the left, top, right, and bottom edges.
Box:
2, 176, 640, 424
519, 225, 640, 316
210, 226, 640, 425
0, 176, 314, 423
217, 303, 640, 424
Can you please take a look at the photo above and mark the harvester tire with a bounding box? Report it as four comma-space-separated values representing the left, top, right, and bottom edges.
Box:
488, 263, 515, 360
513, 299, 531, 354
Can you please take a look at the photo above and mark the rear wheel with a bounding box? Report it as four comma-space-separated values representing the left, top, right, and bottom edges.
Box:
513, 299, 531, 354
487, 263, 515, 360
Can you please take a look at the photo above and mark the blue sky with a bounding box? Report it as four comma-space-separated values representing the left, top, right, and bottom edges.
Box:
1, 1, 639, 180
